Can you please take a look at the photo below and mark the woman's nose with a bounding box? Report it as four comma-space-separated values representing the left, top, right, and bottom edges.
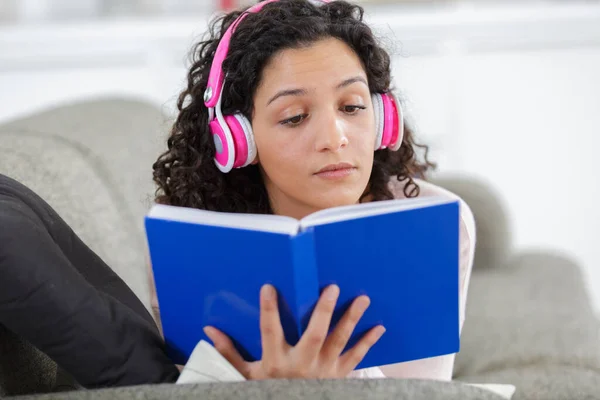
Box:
315, 111, 349, 152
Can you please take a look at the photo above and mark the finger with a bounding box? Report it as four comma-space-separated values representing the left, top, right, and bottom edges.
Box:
322, 295, 370, 361
338, 325, 386, 375
259, 284, 287, 361
295, 284, 339, 363
204, 326, 251, 378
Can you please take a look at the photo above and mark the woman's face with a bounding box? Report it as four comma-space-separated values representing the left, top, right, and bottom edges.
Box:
252, 37, 376, 219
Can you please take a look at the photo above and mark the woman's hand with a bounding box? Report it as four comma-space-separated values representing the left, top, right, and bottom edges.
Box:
203, 284, 385, 380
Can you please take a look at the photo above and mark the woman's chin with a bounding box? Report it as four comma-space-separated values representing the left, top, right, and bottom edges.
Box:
313, 193, 363, 211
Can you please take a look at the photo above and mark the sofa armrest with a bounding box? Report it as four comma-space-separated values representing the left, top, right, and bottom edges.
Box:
428, 174, 512, 270
10, 379, 507, 400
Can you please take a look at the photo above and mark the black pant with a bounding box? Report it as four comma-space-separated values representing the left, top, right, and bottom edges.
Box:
0, 174, 179, 388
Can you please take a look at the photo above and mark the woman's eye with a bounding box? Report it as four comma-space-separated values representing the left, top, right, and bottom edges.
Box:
280, 114, 307, 127
343, 105, 366, 115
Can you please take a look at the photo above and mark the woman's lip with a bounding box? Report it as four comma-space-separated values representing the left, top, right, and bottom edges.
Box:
314, 167, 356, 179
315, 162, 355, 174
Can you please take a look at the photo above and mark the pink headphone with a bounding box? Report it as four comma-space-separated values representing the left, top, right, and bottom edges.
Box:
204, 0, 405, 173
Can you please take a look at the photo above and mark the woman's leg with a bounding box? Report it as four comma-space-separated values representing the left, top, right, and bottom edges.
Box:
0, 174, 179, 388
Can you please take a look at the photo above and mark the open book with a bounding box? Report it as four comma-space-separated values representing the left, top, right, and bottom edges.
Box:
145, 196, 461, 370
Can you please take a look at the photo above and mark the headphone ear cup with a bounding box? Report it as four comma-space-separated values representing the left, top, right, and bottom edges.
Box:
372, 93, 385, 150
223, 114, 256, 168
378, 92, 404, 151
210, 118, 236, 173
388, 94, 404, 151
233, 114, 256, 167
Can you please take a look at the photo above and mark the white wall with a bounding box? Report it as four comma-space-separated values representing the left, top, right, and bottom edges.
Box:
397, 46, 600, 310
2, 2, 600, 311
455, 47, 600, 304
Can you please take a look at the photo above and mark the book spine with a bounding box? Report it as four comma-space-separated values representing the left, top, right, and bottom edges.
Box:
290, 228, 320, 338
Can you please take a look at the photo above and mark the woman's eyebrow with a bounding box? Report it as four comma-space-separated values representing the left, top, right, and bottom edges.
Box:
267, 88, 307, 107
336, 76, 368, 90
266, 76, 368, 107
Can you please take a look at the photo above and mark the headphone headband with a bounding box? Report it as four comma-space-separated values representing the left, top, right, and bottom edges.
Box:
203, 0, 330, 108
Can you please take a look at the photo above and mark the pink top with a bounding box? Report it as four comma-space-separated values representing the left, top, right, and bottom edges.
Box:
347, 178, 476, 380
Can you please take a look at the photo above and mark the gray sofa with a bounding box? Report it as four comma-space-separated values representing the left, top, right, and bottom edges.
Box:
1, 97, 599, 399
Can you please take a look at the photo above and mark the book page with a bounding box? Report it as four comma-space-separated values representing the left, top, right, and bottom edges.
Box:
300, 196, 455, 229
176, 340, 247, 384
147, 204, 300, 235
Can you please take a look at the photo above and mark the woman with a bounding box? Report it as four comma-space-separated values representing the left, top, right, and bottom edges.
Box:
151, 0, 475, 381
0, 0, 474, 390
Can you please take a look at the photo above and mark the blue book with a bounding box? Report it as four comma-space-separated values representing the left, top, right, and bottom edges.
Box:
145, 196, 460, 370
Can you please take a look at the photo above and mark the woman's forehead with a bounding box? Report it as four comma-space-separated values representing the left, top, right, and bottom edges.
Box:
258, 38, 367, 92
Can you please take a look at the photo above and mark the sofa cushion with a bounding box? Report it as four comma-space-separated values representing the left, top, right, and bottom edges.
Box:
458, 365, 600, 400
454, 252, 600, 379
0, 97, 170, 241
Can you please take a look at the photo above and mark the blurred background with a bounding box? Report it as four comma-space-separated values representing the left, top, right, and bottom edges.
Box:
1, 0, 599, 312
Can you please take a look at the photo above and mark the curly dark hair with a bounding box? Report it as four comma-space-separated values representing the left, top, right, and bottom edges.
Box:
153, 0, 435, 214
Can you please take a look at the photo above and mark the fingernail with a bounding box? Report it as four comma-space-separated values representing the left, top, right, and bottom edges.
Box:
203, 326, 215, 338
261, 284, 276, 300
204, 327, 220, 347
325, 284, 340, 300
357, 296, 371, 311
376, 326, 386, 338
